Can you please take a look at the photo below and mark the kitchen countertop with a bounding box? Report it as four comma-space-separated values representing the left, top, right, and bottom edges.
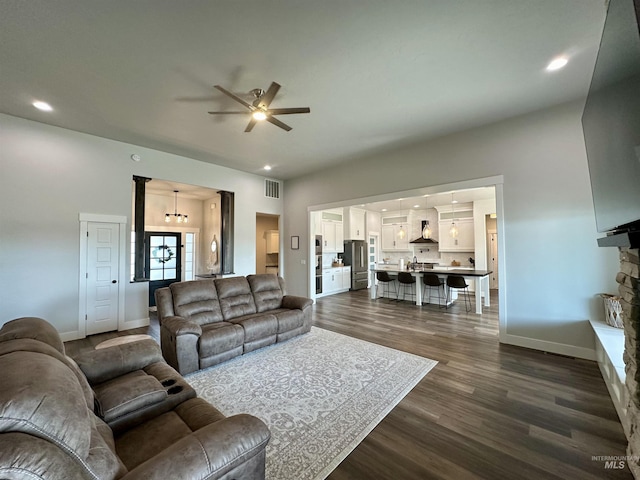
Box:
375, 265, 483, 274
370, 266, 492, 313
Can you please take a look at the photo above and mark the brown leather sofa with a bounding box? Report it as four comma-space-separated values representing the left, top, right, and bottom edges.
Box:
155, 274, 313, 375
0, 316, 270, 480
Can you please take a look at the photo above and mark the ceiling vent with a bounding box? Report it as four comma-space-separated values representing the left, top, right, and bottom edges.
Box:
264, 179, 281, 199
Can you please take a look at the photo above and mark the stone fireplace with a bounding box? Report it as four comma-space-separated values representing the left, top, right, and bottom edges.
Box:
620, 248, 640, 477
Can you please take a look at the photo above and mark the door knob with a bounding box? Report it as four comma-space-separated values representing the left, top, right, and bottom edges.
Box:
112, 280, 117, 284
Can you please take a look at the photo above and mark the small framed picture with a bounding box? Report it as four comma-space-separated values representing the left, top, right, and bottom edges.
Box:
291, 236, 299, 250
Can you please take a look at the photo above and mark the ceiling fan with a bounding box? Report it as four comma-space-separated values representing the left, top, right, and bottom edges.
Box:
208, 81, 310, 132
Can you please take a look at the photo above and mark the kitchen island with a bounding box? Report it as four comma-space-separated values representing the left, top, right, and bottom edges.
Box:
370, 266, 492, 314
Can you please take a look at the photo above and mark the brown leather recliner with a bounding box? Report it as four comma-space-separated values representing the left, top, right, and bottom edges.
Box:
0, 317, 270, 480
155, 274, 313, 375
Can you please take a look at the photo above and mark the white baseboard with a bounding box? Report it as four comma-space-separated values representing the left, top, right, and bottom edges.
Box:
500, 333, 596, 361
60, 330, 81, 342
61, 317, 150, 342
119, 317, 149, 331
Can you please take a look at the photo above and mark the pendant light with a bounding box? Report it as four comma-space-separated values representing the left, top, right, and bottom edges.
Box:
422, 195, 432, 239
449, 193, 459, 238
165, 190, 188, 223
396, 198, 406, 239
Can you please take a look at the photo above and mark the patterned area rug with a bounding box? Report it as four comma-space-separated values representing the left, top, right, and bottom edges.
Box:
187, 327, 437, 480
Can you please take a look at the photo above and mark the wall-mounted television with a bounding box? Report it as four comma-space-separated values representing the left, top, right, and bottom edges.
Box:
582, 0, 640, 247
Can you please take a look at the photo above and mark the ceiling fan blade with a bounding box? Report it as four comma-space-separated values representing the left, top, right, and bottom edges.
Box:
266, 115, 292, 132
256, 82, 281, 109
214, 85, 253, 110
208, 111, 250, 115
267, 107, 311, 115
245, 118, 257, 132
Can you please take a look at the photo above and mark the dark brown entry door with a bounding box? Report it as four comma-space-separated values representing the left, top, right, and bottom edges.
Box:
145, 232, 181, 306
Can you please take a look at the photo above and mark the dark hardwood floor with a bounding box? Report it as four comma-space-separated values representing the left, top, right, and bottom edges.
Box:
65, 289, 631, 479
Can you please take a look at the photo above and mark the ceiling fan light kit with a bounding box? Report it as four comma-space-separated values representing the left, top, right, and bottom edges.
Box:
208, 81, 310, 132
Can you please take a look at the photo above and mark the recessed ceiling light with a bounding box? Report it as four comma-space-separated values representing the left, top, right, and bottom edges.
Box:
381, 208, 388, 212
264, 165, 272, 171
452, 200, 459, 204
546, 57, 568, 71
33, 101, 53, 112
413, 204, 420, 208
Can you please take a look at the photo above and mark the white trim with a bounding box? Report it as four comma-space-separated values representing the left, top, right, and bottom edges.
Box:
60, 330, 81, 342
78, 214, 127, 338
308, 175, 504, 212
79, 213, 127, 223
501, 332, 596, 361
120, 316, 150, 331
590, 318, 628, 437
495, 182, 508, 342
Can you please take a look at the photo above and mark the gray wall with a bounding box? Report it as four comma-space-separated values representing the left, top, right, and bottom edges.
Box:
0, 113, 283, 337
282, 100, 619, 358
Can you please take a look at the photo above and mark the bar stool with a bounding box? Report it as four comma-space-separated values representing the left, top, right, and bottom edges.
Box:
376, 271, 397, 301
422, 273, 445, 308
446, 275, 471, 312
397, 272, 416, 303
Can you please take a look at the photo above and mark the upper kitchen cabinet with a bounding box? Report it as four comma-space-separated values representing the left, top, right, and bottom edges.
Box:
321, 210, 344, 253
266, 230, 279, 254
381, 214, 410, 251
435, 204, 474, 252
343, 207, 366, 240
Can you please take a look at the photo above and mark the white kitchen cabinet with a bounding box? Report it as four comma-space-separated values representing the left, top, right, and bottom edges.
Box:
321, 220, 344, 253
321, 266, 350, 295
380, 214, 410, 251
343, 208, 366, 240
381, 224, 410, 251
438, 218, 474, 252
340, 266, 351, 289
266, 230, 279, 254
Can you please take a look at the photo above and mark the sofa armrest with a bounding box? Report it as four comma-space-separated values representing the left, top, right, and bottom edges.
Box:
282, 295, 313, 311
162, 316, 202, 337
122, 414, 270, 480
159, 317, 201, 375
74, 339, 165, 385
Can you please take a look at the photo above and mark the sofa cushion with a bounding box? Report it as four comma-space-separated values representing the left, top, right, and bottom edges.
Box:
270, 308, 305, 333
247, 274, 284, 312
199, 322, 244, 358
215, 277, 257, 319
93, 370, 168, 423
0, 351, 93, 459
171, 280, 224, 326
0, 316, 66, 354
229, 313, 278, 343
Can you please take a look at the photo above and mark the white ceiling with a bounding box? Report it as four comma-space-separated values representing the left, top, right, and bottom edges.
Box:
0, 1, 606, 180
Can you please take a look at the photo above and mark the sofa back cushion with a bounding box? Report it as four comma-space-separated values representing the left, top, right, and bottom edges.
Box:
215, 277, 257, 319
247, 274, 284, 313
0, 316, 66, 354
170, 280, 224, 326
0, 350, 93, 458
0, 350, 125, 479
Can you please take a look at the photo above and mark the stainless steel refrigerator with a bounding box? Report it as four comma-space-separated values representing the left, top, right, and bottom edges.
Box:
342, 240, 368, 291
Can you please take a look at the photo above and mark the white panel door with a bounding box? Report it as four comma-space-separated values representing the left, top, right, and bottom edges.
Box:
86, 222, 120, 335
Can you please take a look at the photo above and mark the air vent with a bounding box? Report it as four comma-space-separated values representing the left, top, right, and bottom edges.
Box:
264, 179, 281, 199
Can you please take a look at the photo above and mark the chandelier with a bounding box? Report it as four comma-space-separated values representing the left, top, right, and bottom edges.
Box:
165, 190, 188, 223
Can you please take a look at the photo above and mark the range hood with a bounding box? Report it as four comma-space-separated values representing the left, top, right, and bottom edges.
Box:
410, 236, 438, 244
410, 220, 438, 244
